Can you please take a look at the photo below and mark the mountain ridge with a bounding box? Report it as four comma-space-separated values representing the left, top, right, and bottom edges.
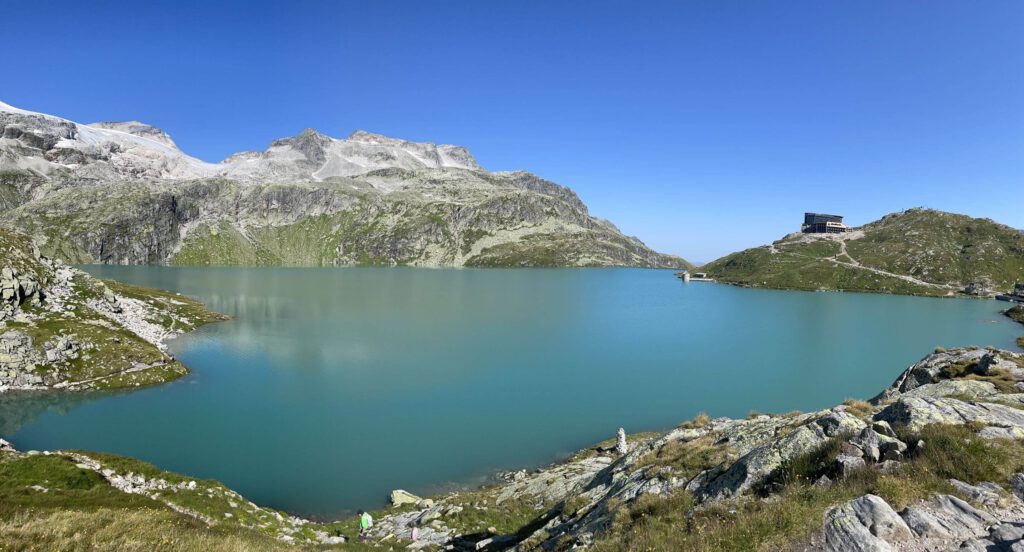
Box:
0, 101, 686, 269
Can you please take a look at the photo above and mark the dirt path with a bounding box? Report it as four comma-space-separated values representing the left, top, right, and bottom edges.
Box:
779, 234, 955, 291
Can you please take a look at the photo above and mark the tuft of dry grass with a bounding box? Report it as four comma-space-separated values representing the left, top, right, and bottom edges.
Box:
634, 435, 733, 480
841, 399, 874, 419
680, 412, 712, 430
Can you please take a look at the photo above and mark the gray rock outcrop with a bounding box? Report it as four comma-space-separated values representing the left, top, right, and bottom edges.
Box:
876, 396, 1024, 435
697, 410, 866, 500
1, 266, 44, 310
823, 494, 911, 552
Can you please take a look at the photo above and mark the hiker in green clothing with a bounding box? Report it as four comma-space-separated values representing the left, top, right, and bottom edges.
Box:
357, 509, 373, 542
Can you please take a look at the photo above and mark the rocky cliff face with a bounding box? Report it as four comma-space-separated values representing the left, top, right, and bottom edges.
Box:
703, 208, 1024, 296
0, 228, 225, 392
0, 101, 687, 268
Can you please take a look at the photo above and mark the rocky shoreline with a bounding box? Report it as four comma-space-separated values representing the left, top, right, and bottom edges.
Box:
0, 228, 227, 392
6, 345, 1024, 551
345, 346, 1024, 551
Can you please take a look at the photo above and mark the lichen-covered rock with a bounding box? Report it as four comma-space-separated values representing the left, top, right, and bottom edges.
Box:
902, 378, 999, 399
1010, 473, 1024, 502
877, 348, 1024, 402
876, 396, 1024, 435
0, 266, 44, 308
698, 410, 866, 500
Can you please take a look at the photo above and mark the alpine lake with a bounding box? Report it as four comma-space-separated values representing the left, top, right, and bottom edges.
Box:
4, 266, 1021, 519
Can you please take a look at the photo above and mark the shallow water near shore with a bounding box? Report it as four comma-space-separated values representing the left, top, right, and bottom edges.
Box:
6, 266, 1022, 518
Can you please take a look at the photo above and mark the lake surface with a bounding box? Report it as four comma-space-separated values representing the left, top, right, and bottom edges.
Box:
5, 267, 1022, 518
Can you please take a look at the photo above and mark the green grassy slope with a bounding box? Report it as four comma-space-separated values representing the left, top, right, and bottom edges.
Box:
703, 209, 1024, 296
0, 449, 381, 551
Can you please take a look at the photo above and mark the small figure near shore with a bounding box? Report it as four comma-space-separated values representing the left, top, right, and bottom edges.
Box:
356, 509, 373, 542
409, 520, 419, 542
616, 427, 628, 455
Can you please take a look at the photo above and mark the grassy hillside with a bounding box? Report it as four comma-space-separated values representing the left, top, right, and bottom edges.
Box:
703, 209, 1024, 296
0, 448, 379, 551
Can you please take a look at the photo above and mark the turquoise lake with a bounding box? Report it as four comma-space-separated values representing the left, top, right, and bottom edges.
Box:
4, 267, 1022, 518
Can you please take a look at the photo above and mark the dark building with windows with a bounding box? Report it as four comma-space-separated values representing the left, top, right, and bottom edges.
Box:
802, 213, 848, 234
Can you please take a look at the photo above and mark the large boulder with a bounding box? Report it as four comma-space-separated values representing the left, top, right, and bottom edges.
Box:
823, 494, 911, 552
390, 489, 423, 507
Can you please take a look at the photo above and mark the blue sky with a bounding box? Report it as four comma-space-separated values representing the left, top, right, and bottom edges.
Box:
3, 1, 1022, 263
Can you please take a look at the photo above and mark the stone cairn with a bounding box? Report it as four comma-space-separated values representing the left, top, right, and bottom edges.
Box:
615, 428, 629, 455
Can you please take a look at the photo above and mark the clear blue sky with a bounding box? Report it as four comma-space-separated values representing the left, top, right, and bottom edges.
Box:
4, 1, 1022, 263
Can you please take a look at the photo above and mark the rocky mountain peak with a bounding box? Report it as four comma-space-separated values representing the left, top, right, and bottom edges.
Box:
268, 128, 334, 165
346, 129, 403, 145
88, 121, 177, 148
